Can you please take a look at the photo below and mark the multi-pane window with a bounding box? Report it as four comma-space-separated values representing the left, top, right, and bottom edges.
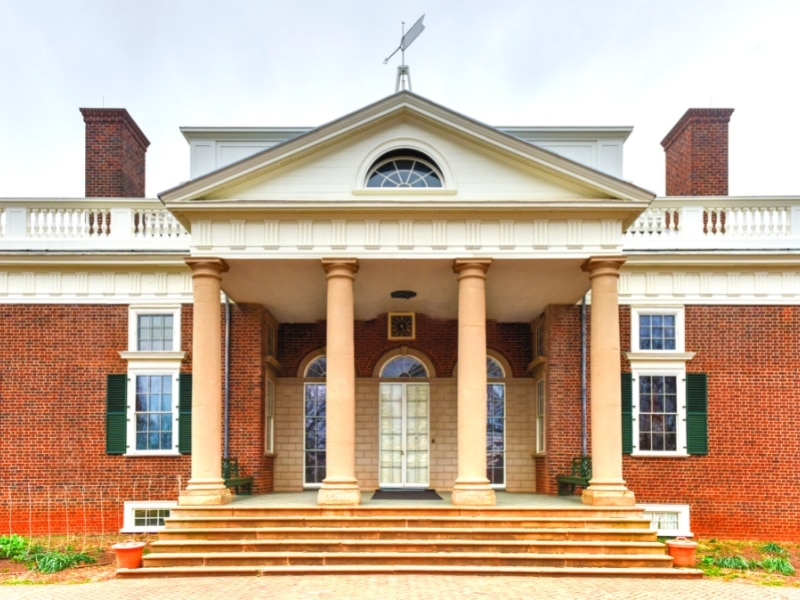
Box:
135, 374, 175, 451
134, 507, 171, 529
304, 356, 327, 486
381, 355, 428, 378
533, 319, 545, 358
627, 307, 695, 456
638, 314, 676, 350
265, 380, 275, 454
535, 378, 546, 454
137, 314, 174, 351
367, 157, 443, 188
486, 357, 506, 487
637, 374, 678, 452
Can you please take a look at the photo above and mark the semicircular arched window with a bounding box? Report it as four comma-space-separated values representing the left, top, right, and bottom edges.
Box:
366, 149, 443, 188
380, 355, 429, 378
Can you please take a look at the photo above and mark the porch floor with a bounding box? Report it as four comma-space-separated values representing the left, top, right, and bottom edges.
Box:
227, 490, 587, 509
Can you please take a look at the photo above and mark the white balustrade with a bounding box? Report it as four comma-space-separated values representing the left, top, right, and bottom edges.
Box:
0, 199, 190, 251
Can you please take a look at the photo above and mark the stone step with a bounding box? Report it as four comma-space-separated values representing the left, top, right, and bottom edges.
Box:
142, 550, 675, 569
118, 564, 703, 579
149, 538, 667, 555
157, 526, 656, 542
169, 506, 646, 520
163, 515, 652, 530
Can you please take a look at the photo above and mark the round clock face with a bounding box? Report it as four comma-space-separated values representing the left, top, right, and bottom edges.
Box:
391, 314, 414, 338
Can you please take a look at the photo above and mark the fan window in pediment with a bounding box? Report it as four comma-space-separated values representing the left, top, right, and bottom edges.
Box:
366, 149, 443, 188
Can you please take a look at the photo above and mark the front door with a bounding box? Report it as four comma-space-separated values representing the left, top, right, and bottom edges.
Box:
379, 382, 430, 488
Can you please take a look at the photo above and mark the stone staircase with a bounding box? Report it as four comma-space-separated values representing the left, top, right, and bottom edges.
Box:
118, 504, 700, 578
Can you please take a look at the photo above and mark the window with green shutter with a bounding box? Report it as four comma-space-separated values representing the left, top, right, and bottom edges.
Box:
622, 371, 707, 456
178, 373, 192, 454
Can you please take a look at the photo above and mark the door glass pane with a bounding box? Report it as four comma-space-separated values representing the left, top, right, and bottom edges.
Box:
379, 382, 429, 487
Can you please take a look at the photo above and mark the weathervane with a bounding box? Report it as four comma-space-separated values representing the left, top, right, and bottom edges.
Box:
384, 14, 425, 92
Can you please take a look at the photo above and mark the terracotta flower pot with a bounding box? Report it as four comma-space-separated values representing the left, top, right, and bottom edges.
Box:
111, 541, 146, 569
666, 536, 697, 568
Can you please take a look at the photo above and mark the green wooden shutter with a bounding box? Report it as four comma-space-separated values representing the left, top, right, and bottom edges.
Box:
621, 373, 633, 454
178, 373, 192, 454
686, 373, 708, 455
106, 374, 128, 455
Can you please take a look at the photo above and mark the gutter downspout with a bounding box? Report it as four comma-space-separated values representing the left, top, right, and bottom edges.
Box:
581, 294, 588, 457
223, 294, 231, 459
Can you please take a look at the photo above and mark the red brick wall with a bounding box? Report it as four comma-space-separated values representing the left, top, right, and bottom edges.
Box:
80, 108, 150, 197
279, 314, 532, 378
661, 108, 734, 196
0, 304, 190, 534
621, 305, 800, 540
538, 305, 587, 494
0, 302, 268, 534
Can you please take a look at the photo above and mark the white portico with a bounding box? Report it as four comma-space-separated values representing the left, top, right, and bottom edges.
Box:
161, 91, 653, 507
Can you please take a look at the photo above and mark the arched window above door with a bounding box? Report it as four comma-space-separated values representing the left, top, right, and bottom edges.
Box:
305, 356, 326, 378
380, 355, 428, 378
487, 356, 505, 379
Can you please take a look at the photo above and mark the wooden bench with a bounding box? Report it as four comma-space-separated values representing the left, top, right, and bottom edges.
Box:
556, 456, 591, 496
221, 458, 254, 495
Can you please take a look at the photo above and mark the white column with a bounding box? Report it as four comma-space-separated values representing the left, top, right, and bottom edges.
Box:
451, 259, 496, 506
317, 258, 361, 506
179, 258, 232, 506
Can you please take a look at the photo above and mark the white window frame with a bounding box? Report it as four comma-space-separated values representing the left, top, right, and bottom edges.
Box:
119, 305, 186, 457
631, 306, 685, 353
627, 306, 695, 457
264, 379, 275, 454
121, 500, 177, 533
535, 378, 546, 454
630, 365, 688, 457
127, 305, 182, 352
638, 503, 693, 537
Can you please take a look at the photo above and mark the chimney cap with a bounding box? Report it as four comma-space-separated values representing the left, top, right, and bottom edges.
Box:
79, 107, 150, 151
661, 108, 734, 151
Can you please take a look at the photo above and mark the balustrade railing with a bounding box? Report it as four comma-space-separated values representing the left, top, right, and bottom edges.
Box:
0, 198, 189, 251
2, 196, 798, 253
623, 197, 800, 251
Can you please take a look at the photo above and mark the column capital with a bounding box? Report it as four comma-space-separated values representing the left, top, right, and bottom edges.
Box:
581, 256, 626, 278
453, 258, 492, 278
185, 257, 229, 277
321, 258, 359, 278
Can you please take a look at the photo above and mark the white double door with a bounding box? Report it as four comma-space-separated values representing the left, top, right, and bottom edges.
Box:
379, 383, 430, 488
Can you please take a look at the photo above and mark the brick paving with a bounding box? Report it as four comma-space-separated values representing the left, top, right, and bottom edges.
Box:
4, 574, 800, 600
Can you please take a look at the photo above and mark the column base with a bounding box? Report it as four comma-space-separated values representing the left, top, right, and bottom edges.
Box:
451, 480, 496, 506
178, 478, 232, 506
582, 485, 636, 507
317, 479, 361, 506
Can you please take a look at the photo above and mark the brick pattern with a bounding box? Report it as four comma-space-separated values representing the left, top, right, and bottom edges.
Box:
661, 108, 734, 196
80, 108, 150, 197
622, 305, 800, 540
0, 304, 191, 534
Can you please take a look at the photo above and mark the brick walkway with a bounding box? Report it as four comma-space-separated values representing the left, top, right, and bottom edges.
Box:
4, 575, 800, 600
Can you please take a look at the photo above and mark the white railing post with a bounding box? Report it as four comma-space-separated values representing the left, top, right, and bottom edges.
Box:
792, 205, 800, 239
680, 206, 706, 245
109, 207, 133, 241
5, 207, 29, 238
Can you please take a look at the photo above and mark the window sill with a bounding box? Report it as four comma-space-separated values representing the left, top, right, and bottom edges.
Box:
630, 452, 690, 458
124, 451, 183, 458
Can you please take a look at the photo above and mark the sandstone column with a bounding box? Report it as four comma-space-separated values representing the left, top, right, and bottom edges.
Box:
179, 258, 232, 506
317, 259, 361, 506
581, 256, 635, 506
451, 259, 496, 506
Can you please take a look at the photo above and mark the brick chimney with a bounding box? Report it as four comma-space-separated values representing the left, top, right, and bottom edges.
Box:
661, 108, 734, 196
80, 108, 150, 197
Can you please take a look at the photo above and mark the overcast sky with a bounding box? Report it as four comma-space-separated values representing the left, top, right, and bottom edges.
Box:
1, 0, 798, 198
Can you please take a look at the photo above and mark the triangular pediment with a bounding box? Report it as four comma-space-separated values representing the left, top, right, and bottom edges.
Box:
160, 92, 653, 225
